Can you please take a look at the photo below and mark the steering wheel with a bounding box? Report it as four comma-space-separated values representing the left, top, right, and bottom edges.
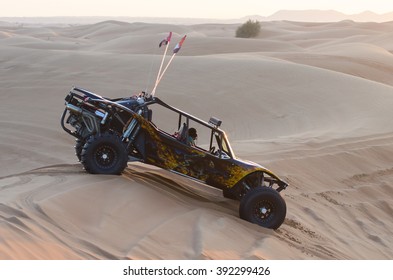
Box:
210, 146, 216, 154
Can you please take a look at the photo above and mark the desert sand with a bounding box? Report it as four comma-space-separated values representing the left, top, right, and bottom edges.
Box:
1, 20, 393, 259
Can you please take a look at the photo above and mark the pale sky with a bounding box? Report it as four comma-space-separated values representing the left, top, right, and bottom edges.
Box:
2, 0, 393, 18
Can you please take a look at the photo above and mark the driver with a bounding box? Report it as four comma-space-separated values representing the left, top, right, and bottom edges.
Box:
187, 128, 197, 146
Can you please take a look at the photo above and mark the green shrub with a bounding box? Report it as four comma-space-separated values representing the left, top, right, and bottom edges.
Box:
236, 20, 261, 38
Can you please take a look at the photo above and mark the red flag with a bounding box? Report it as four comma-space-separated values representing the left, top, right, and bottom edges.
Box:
173, 35, 186, 53
159, 31, 172, 48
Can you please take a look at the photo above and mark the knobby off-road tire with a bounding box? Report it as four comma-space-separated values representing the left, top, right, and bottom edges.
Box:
239, 187, 286, 229
75, 139, 85, 161
81, 132, 128, 175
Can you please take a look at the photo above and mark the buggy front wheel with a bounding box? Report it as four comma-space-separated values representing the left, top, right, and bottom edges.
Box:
239, 187, 286, 229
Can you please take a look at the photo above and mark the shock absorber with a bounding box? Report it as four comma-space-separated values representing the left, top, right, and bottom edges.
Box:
122, 109, 143, 141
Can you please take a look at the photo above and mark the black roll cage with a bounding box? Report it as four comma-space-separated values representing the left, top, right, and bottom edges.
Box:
61, 87, 235, 159
144, 97, 235, 159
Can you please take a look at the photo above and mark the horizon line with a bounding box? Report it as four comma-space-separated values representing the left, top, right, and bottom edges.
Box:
1, 9, 393, 20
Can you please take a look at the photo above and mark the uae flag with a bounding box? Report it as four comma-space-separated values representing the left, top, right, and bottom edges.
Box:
173, 35, 187, 53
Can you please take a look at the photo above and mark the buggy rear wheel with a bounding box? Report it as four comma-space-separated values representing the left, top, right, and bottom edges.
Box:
81, 132, 128, 174
239, 187, 286, 229
75, 139, 85, 161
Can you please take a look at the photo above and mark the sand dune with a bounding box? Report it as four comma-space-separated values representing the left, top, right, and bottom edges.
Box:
1, 20, 393, 259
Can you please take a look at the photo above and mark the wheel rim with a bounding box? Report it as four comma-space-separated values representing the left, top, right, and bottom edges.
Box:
253, 199, 274, 223
94, 145, 117, 169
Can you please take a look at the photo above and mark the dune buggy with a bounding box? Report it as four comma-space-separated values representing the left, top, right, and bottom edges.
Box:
61, 87, 288, 229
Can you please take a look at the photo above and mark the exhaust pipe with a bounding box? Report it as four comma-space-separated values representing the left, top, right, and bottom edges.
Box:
66, 104, 83, 114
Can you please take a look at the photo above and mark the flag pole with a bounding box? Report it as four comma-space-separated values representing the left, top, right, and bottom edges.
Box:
155, 43, 169, 83
151, 50, 168, 97
151, 35, 186, 97
152, 32, 172, 97
154, 53, 176, 88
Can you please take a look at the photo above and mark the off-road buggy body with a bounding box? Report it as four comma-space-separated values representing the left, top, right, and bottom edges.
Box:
61, 87, 288, 229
